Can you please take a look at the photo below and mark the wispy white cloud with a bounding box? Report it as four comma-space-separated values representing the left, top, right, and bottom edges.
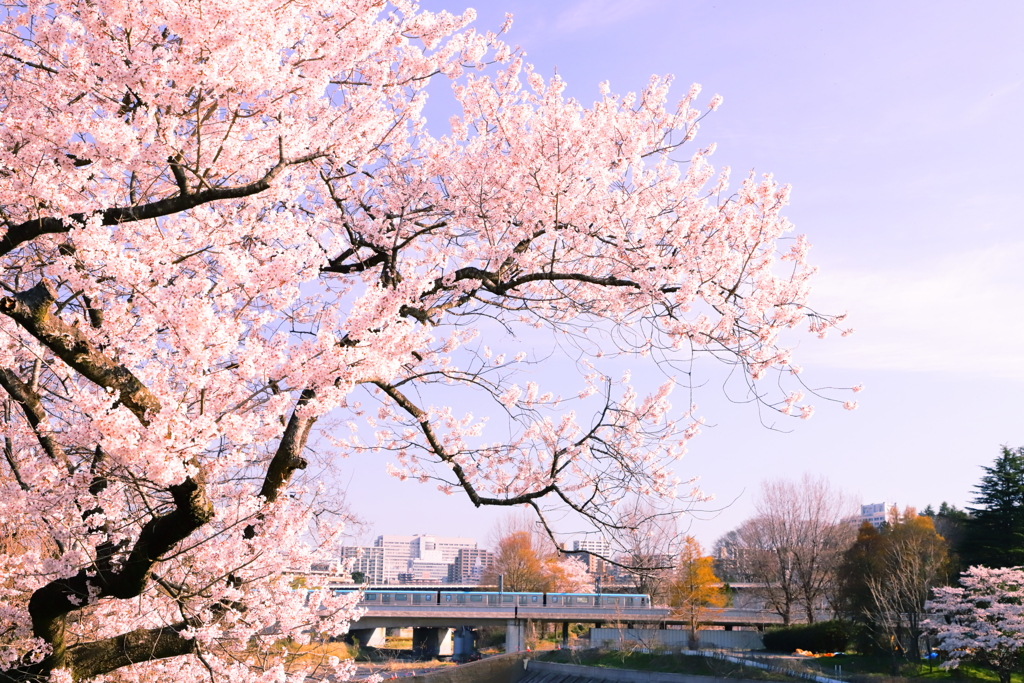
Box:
796, 244, 1024, 379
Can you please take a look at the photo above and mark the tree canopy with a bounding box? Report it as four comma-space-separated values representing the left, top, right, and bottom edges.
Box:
836, 509, 949, 661
927, 566, 1024, 683
668, 536, 725, 639
0, 1, 850, 681
964, 446, 1024, 568
727, 475, 855, 625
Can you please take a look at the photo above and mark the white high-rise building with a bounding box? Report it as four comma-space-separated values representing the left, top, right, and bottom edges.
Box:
860, 502, 890, 529
374, 534, 477, 583
340, 545, 385, 583
572, 538, 611, 556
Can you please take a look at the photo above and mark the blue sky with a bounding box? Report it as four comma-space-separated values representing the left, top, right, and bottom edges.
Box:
337, 0, 1024, 551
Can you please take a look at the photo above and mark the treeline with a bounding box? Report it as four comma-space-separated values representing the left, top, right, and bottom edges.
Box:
714, 446, 1024, 661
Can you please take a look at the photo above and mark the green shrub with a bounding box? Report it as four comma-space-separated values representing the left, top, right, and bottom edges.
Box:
762, 620, 852, 653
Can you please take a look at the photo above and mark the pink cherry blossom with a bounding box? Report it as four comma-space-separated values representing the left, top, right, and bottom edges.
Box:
0, 1, 852, 681
927, 566, 1024, 683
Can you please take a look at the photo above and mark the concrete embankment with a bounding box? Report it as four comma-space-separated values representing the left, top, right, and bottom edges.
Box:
392, 655, 769, 683
391, 653, 534, 683
518, 660, 768, 683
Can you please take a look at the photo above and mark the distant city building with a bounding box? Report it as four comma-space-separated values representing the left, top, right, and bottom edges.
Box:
572, 538, 612, 556
860, 502, 890, 529
614, 553, 675, 579
373, 534, 478, 583
341, 545, 385, 583
713, 543, 754, 583
448, 548, 496, 584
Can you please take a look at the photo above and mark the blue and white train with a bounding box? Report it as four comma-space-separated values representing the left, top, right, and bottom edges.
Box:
333, 589, 651, 608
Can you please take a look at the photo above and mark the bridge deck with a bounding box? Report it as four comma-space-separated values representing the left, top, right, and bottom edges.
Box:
347, 605, 781, 629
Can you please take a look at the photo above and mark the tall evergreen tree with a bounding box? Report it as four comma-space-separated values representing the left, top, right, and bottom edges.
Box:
922, 501, 971, 574
964, 446, 1024, 567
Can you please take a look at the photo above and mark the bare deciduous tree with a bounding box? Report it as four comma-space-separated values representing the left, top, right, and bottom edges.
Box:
866, 508, 949, 662
607, 500, 686, 600
732, 475, 856, 625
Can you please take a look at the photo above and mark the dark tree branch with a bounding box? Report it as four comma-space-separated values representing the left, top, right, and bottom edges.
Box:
26, 463, 212, 673
0, 280, 160, 425
0, 147, 325, 257
168, 154, 191, 195
258, 388, 315, 504
0, 366, 70, 470
370, 379, 556, 508
243, 387, 316, 539
1, 52, 58, 74
67, 621, 198, 681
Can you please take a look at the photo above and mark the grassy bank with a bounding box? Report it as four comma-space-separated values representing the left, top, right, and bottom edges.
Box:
539, 649, 1024, 683
764, 654, 1023, 683
538, 649, 799, 681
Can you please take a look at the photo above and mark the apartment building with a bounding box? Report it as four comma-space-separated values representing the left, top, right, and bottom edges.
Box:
373, 534, 478, 583
448, 548, 496, 584
340, 545, 385, 583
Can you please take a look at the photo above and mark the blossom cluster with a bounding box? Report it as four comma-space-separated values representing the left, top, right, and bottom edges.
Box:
926, 565, 1024, 680
0, 0, 849, 681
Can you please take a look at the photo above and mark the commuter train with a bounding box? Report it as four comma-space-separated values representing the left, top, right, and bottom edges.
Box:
332, 589, 651, 608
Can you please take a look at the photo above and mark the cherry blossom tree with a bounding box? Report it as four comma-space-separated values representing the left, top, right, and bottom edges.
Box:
545, 556, 595, 594
926, 566, 1024, 683
0, 0, 851, 681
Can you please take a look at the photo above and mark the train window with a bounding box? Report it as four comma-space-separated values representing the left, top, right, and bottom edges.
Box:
365, 594, 378, 601
625, 597, 634, 606
550, 596, 560, 603
531, 596, 538, 602
470, 595, 483, 602
445, 594, 452, 602
503, 595, 513, 603
457, 594, 466, 603
382, 594, 391, 603
413, 594, 422, 604
395, 594, 407, 601
424, 594, 433, 602
576, 596, 590, 604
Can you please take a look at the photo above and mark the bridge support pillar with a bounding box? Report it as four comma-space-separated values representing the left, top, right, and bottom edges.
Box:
506, 620, 526, 652
349, 627, 386, 649
452, 626, 477, 662
412, 627, 453, 660
561, 622, 569, 648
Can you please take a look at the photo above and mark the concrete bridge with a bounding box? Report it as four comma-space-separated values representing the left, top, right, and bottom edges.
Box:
346, 603, 780, 658
348, 602, 667, 657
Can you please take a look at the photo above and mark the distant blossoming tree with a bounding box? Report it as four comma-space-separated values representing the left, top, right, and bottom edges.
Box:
544, 556, 595, 594
0, 0, 851, 681
926, 566, 1024, 683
